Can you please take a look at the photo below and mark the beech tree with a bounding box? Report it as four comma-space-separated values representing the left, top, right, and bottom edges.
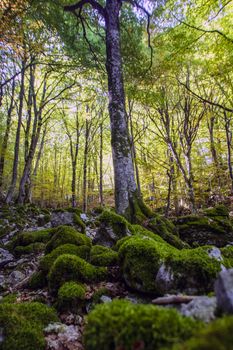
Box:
63, 0, 153, 221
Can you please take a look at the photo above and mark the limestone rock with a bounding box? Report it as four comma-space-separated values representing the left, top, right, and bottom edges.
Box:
0, 248, 14, 268
215, 268, 233, 314
181, 296, 217, 322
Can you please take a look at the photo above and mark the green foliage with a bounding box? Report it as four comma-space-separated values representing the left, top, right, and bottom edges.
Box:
84, 299, 201, 350
0, 302, 58, 350
90, 245, 118, 267
174, 316, 233, 350
45, 225, 91, 254
48, 254, 107, 292
40, 243, 91, 273
57, 281, 86, 311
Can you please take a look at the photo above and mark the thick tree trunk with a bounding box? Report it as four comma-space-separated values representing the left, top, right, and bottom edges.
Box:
6, 58, 26, 203
105, 0, 144, 220
83, 119, 89, 213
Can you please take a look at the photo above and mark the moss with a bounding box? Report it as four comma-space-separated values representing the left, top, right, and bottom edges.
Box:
174, 316, 233, 350
204, 204, 229, 218
14, 242, 45, 257
0, 302, 58, 350
131, 224, 166, 243
39, 243, 91, 273
8, 228, 55, 251
27, 271, 47, 289
220, 245, 233, 268
90, 245, 118, 266
91, 287, 111, 305
73, 214, 86, 232
57, 281, 86, 311
148, 215, 187, 249
84, 299, 201, 350
48, 254, 107, 292
98, 209, 131, 236
118, 236, 221, 294
45, 225, 91, 254
0, 293, 18, 304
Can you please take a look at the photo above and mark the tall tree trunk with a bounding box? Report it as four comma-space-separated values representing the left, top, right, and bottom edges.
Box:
6, 58, 26, 203
224, 112, 233, 193
0, 78, 15, 188
99, 122, 104, 206
105, 0, 146, 220
83, 119, 89, 213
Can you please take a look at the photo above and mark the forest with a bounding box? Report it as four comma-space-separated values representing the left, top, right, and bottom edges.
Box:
0, 0, 233, 349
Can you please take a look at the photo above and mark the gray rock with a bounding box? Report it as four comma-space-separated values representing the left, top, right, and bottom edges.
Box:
9, 270, 25, 284
80, 213, 88, 222
99, 295, 112, 303
207, 247, 223, 261
215, 268, 233, 314
155, 264, 174, 293
181, 296, 217, 322
51, 212, 74, 227
0, 248, 14, 267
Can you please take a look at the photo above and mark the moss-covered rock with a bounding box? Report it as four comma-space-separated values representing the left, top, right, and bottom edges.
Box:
14, 242, 45, 257
57, 281, 86, 311
84, 299, 201, 350
48, 254, 107, 292
174, 315, 233, 350
176, 205, 233, 247
39, 243, 90, 273
93, 210, 132, 247
90, 245, 118, 266
27, 271, 47, 290
0, 302, 58, 350
220, 245, 233, 268
118, 236, 222, 294
7, 228, 55, 252
45, 225, 91, 254
147, 215, 187, 249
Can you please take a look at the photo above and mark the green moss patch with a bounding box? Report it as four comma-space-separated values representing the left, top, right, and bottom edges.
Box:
0, 302, 58, 350
90, 245, 118, 266
118, 236, 221, 294
84, 299, 201, 350
45, 225, 91, 254
14, 242, 45, 257
57, 281, 86, 311
48, 254, 107, 292
8, 228, 55, 252
175, 315, 233, 350
39, 243, 91, 273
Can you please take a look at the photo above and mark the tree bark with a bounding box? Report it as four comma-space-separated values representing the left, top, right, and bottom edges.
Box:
6, 58, 26, 203
99, 122, 104, 206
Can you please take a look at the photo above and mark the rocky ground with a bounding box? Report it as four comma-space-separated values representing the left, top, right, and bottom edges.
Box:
1, 204, 233, 350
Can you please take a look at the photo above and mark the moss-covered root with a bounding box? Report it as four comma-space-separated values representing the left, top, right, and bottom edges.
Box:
174, 316, 233, 350
57, 281, 86, 311
48, 254, 107, 292
0, 302, 58, 350
84, 299, 201, 350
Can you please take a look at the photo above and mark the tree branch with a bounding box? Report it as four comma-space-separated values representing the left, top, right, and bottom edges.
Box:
64, 0, 106, 18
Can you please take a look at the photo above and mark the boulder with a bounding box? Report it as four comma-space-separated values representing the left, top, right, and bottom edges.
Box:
51, 212, 74, 227
0, 248, 14, 267
180, 296, 217, 323
175, 205, 233, 247
118, 236, 223, 295
215, 268, 233, 314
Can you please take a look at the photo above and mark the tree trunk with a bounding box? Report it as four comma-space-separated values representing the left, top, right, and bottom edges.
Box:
224, 112, 233, 193
105, 0, 146, 220
99, 122, 104, 206
6, 58, 26, 203
83, 119, 89, 213
0, 78, 15, 188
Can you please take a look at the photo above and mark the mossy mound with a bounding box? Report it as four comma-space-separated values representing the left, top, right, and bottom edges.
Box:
84, 299, 201, 350
93, 210, 132, 247
57, 281, 86, 311
39, 243, 91, 273
14, 242, 45, 257
7, 228, 55, 253
45, 225, 91, 254
174, 315, 233, 350
0, 301, 58, 350
27, 271, 47, 290
118, 236, 222, 294
90, 245, 118, 266
147, 215, 187, 249
176, 205, 233, 247
48, 254, 107, 292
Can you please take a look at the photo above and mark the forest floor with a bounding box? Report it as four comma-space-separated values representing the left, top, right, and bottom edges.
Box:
1, 204, 233, 349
